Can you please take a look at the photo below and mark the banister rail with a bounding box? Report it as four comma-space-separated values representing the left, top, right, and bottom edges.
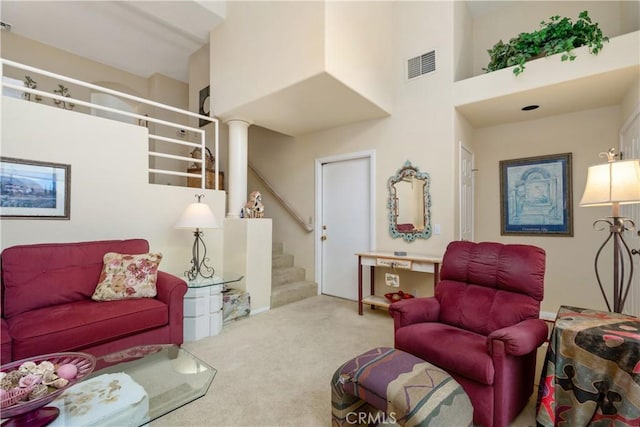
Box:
1, 58, 220, 190
249, 162, 313, 233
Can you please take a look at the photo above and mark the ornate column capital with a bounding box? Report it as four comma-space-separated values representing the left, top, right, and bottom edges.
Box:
222, 117, 254, 127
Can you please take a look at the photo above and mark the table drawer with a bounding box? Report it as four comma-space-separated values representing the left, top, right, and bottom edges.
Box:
376, 258, 412, 269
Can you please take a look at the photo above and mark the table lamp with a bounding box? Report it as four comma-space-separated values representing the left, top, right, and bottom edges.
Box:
175, 194, 219, 283
580, 148, 640, 313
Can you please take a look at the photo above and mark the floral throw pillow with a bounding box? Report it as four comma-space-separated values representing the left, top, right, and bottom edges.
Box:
92, 252, 163, 301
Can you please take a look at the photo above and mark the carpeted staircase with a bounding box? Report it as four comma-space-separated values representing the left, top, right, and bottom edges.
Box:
271, 243, 317, 309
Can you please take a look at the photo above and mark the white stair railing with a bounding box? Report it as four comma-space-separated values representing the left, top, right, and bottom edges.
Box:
249, 162, 313, 232
1, 58, 219, 190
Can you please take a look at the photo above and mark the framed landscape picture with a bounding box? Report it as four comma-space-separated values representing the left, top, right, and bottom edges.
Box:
500, 153, 573, 236
0, 157, 71, 219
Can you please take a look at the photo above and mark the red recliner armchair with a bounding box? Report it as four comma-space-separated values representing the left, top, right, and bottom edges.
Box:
389, 241, 548, 427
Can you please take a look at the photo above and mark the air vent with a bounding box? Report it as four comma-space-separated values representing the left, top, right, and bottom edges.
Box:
407, 50, 436, 80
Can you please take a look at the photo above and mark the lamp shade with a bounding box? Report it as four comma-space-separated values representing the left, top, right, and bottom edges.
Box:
580, 159, 640, 207
175, 202, 219, 229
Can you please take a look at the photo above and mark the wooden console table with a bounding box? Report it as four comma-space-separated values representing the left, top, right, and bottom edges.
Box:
355, 251, 442, 315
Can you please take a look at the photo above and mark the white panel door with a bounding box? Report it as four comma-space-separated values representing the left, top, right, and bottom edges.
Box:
620, 107, 640, 316
321, 157, 371, 300
460, 144, 474, 241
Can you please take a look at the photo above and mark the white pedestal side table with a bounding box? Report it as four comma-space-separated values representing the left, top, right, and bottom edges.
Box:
183, 273, 243, 341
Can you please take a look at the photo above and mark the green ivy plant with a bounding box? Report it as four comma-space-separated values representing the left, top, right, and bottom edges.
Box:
484, 11, 609, 76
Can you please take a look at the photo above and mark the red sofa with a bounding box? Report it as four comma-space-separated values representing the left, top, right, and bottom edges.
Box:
1, 239, 187, 365
389, 241, 548, 427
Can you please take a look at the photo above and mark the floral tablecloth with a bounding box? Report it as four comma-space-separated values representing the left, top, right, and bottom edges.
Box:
536, 306, 640, 426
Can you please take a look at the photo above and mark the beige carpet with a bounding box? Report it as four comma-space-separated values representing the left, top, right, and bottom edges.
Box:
150, 295, 537, 427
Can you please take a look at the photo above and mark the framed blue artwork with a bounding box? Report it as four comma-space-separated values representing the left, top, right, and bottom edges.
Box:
500, 153, 573, 236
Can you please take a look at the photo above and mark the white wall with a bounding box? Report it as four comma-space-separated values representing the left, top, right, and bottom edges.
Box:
473, 105, 622, 313
1, 32, 148, 113
210, 1, 326, 116
223, 218, 272, 313
454, 0, 474, 81
621, 1, 640, 34
324, 1, 394, 113
210, 0, 393, 135
622, 78, 640, 120
1, 97, 225, 279
246, 1, 457, 297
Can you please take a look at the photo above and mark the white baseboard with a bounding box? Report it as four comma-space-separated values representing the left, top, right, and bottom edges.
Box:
251, 306, 270, 316
539, 311, 556, 322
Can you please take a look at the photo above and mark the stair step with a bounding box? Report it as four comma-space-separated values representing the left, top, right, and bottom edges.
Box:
272, 253, 294, 269
272, 242, 283, 255
272, 266, 306, 287
271, 280, 317, 309
270, 243, 315, 309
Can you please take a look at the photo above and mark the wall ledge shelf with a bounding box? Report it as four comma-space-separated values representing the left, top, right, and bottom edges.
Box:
454, 31, 640, 128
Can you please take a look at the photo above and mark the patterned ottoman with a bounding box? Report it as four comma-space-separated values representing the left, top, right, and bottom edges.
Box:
331, 347, 473, 426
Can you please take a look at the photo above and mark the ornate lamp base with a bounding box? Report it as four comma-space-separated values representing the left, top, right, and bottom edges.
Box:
184, 228, 215, 282
593, 216, 635, 313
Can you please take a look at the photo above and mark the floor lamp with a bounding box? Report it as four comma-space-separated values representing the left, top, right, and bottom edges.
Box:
580, 148, 640, 313
175, 194, 219, 284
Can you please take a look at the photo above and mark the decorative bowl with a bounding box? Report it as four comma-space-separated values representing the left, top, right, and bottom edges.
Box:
0, 352, 96, 418
384, 290, 414, 303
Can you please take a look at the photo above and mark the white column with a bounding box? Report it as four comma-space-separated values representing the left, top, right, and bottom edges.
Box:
226, 119, 251, 218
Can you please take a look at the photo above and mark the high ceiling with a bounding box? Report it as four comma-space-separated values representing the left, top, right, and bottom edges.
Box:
1, 1, 505, 84
0, 1, 225, 82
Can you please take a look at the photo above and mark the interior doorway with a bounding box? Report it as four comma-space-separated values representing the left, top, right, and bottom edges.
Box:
460, 143, 475, 241
90, 92, 137, 124
315, 151, 375, 300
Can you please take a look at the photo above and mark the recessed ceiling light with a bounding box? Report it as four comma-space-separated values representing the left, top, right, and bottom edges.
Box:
521, 105, 540, 111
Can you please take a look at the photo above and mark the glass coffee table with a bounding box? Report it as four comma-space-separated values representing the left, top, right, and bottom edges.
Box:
48, 345, 215, 426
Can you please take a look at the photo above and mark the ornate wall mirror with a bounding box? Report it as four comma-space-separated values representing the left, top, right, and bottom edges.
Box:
387, 161, 432, 242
